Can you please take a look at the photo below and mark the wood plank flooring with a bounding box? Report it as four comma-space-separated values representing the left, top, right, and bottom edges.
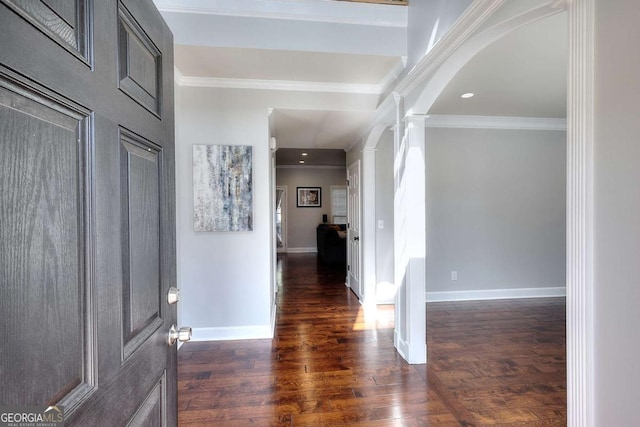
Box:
178, 254, 566, 426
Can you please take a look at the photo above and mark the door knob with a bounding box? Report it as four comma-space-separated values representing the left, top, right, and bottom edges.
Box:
167, 287, 180, 304
354, 236, 360, 241
167, 324, 192, 346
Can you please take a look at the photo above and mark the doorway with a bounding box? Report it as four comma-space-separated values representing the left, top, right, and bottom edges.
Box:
275, 185, 287, 253
347, 160, 362, 300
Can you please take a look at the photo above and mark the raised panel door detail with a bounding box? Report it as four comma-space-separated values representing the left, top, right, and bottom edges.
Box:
0, 68, 96, 410
1, 0, 92, 64
120, 128, 163, 361
117, 2, 161, 117
127, 371, 166, 427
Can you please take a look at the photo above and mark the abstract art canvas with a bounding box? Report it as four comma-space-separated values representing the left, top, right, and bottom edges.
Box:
193, 145, 253, 232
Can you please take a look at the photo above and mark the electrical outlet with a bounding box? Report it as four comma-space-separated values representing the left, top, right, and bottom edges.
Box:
451, 271, 458, 281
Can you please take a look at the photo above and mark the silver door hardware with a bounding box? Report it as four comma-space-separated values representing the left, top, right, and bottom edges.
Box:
167, 324, 192, 346
167, 287, 180, 304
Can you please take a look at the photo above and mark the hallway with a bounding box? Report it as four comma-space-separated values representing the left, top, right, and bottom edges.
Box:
177, 254, 566, 425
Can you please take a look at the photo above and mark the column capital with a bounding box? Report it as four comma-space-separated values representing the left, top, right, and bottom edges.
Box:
392, 91, 403, 105
404, 114, 428, 127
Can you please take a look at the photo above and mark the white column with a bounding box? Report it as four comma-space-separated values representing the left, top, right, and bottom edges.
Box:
567, 0, 594, 425
392, 93, 404, 354
361, 146, 377, 307
393, 95, 427, 364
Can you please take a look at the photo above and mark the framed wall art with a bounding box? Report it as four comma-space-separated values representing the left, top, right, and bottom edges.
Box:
297, 187, 321, 208
193, 144, 253, 232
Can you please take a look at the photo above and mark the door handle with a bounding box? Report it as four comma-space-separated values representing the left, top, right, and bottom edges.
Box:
167, 324, 192, 346
167, 287, 180, 304
354, 236, 359, 241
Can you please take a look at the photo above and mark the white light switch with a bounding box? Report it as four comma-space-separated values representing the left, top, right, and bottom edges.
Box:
378, 220, 384, 229
451, 271, 458, 281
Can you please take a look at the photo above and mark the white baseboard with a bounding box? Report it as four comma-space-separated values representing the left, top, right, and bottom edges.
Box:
394, 330, 409, 362
426, 286, 566, 302
191, 324, 274, 341
286, 247, 317, 254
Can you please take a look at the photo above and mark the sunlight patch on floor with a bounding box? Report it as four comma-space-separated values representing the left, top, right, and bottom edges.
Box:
352, 304, 394, 331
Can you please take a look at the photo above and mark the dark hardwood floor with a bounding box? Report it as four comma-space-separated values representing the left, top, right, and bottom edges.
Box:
178, 254, 566, 426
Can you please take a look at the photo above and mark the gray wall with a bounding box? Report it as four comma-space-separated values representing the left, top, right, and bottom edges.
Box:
375, 130, 395, 302
407, 0, 472, 70
594, 0, 640, 422
425, 127, 566, 293
276, 167, 346, 250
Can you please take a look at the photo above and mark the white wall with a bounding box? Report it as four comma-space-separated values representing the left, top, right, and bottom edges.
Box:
407, 0, 472, 70
176, 86, 369, 339
276, 167, 346, 251
177, 87, 273, 338
375, 129, 395, 303
425, 127, 566, 298
594, 0, 640, 422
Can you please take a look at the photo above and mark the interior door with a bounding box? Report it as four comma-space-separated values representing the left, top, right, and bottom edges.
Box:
0, 1, 180, 425
347, 161, 362, 300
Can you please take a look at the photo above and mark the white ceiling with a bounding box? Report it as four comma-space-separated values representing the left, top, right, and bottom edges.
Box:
175, 46, 402, 84
163, 1, 567, 151
429, 12, 567, 118
272, 109, 373, 149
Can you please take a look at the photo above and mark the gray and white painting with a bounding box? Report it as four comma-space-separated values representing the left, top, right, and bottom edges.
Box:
193, 145, 253, 232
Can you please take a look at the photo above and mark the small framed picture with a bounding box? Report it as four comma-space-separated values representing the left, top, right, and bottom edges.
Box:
297, 187, 321, 208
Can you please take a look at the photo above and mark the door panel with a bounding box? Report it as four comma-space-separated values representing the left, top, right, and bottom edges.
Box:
127, 374, 166, 427
2, 0, 92, 63
0, 0, 178, 424
117, 3, 162, 117
120, 129, 163, 361
0, 69, 95, 411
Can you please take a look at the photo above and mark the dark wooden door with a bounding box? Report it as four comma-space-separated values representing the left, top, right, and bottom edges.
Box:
0, 0, 178, 425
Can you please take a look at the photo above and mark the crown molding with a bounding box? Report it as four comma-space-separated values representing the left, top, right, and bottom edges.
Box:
153, 0, 407, 28
421, 115, 567, 130
177, 75, 382, 94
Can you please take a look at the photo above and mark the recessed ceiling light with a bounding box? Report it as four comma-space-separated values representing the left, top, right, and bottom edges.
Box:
299, 160, 305, 164
461, 92, 474, 99
301, 152, 308, 156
